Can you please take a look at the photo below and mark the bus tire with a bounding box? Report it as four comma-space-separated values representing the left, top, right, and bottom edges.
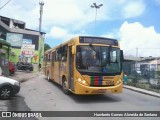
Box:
47, 72, 51, 82
62, 78, 70, 95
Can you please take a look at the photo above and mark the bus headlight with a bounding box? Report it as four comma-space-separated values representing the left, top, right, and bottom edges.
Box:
82, 80, 86, 84
115, 80, 121, 85
77, 78, 87, 85
78, 78, 82, 82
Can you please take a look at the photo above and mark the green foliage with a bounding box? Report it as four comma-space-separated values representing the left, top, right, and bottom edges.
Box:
44, 43, 51, 52
156, 71, 160, 76
130, 72, 141, 83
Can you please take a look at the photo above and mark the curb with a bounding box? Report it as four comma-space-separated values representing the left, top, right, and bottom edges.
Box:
123, 85, 160, 98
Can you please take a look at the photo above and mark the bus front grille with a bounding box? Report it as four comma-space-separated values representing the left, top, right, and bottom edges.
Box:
90, 76, 114, 86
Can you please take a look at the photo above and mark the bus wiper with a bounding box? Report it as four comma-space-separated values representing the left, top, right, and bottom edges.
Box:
89, 44, 100, 59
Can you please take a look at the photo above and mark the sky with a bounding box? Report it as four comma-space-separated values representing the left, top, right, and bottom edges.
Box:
0, 0, 160, 57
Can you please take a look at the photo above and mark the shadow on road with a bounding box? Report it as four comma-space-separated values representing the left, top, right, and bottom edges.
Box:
69, 94, 122, 103
1, 95, 38, 120
47, 78, 122, 103
6, 95, 30, 111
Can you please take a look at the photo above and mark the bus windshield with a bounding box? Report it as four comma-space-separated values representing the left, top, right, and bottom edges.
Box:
76, 46, 121, 74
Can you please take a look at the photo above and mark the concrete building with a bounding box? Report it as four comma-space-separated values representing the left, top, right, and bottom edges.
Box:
0, 15, 45, 71
0, 38, 11, 76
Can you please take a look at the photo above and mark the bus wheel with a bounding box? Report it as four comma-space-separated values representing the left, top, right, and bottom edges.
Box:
47, 72, 51, 82
62, 78, 70, 94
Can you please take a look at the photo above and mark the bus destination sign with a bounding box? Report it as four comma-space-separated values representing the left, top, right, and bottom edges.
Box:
79, 37, 118, 46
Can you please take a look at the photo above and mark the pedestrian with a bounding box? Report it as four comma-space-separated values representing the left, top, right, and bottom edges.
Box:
123, 73, 128, 84
39, 63, 41, 72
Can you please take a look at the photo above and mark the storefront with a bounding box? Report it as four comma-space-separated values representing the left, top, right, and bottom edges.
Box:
0, 15, 45, 72
0, 38, 11, 76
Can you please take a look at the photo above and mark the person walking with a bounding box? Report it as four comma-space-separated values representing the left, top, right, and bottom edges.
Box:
39, 63, 41, 72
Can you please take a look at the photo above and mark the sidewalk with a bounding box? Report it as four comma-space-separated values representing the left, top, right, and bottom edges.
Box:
9, 70, 40, 83
123, 85, 160, 98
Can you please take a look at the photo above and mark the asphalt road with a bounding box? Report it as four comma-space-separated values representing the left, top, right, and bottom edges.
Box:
1, 73, 160, 120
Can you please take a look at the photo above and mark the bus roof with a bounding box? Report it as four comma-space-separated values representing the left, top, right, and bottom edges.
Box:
44, 36, 119, 53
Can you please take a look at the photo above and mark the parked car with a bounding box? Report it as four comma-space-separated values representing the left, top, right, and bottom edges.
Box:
9, 62, 15, 75
0, 67, 3, 76
17, 62, 33, 72
0, 66, 5, 76
0, 76, 20, 100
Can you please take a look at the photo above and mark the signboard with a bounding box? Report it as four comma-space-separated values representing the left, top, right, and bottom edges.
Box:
79, 37, 118, 46
0, 49, 6, 54
23, 39, 32, 44
21, 44, 35, 57
6, 33, 23, 47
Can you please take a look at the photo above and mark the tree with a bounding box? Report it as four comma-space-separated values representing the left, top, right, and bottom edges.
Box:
44, 43, 51, 52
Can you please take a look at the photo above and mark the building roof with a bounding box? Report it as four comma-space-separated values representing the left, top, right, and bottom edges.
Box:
124, 55, 160, 62
0, 15, 46, 35
150, 59, 160, 65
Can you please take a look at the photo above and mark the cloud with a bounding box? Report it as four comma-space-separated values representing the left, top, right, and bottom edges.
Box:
119, 22, 160, 57
46, 26, 90, 42
0, 0, 146, 31
46, 26, 68, 40
101, 30, 120, 40
42, 0, 108, 30
0, 0, 39, 29
122, 0, 145, 18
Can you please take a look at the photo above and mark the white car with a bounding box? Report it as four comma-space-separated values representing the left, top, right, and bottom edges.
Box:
0, 76, 20, 100
0, 66, 3, 76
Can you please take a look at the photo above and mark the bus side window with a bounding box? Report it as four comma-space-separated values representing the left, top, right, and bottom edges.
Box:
58, 53, 62, 61
62, 45, 67, 62
49, 52, 52, 61
48, 52, 51, 61
55, 50, 59, 61
47, 54, 49, 61
52, 52, 55, 66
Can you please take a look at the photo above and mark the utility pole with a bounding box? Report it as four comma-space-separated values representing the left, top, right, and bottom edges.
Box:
0, 0, 12, 38
39, 1, 44, 68
136, 47, 138, 58
39, 1, 44, 32
91, 3, 103, 33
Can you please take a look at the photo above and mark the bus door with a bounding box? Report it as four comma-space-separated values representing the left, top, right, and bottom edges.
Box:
68, 46, 74, 91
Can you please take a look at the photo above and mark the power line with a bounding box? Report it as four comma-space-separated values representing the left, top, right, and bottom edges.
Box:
0, 0, 12, 10
138, 48, 160, 49
124, 48, 160, 53
124, 48, 136, 53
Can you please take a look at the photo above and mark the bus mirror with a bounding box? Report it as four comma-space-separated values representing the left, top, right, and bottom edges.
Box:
72, 46, 76, 54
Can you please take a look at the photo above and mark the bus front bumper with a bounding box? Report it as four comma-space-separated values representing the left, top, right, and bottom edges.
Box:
74, 82, 122, 95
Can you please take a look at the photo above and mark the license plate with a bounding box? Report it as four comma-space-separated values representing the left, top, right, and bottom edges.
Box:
98, 89, 106, 93
106, 90, 112, 93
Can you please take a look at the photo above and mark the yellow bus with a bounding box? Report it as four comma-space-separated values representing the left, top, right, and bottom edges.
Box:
44, 36, 124, 94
